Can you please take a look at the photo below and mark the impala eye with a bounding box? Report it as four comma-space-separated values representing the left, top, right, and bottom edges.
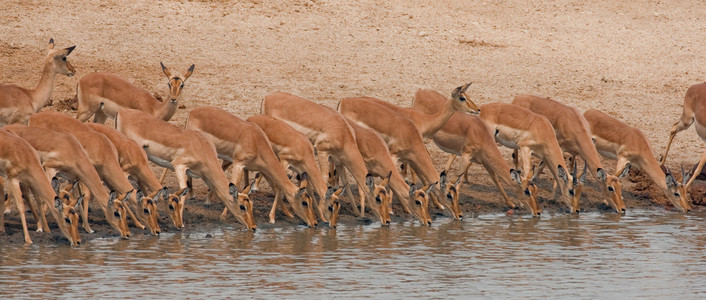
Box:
65, 218, 71, 223
180, 83, 184, 89
301, 201, 309, 207
674, 193, 680, 197
446, 193, 453, 199
169, 205, 174, 210
524, 189, 530, 195
239, 205, 246, 211
144, 209, 150, 214
328, 205, 334, 212
114, 211, 120, 217
459, 96, 466, 101
415, 200, 422, 205
375, 196, 382, 203
569, 190, 575, 196
608, 186, 615, 192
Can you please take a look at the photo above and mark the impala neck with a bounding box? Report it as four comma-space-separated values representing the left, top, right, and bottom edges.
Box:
132, 165, 163, 193
29, 60, 58, 112
637, 155, 669, 192
154, 99, 180, 121
388, 170, 412, 205
413, 98, 457, 139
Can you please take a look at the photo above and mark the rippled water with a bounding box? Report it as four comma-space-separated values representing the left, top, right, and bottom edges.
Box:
1, 209, 705, 298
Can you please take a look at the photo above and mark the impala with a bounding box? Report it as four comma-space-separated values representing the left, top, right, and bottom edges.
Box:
413, 89, 540, 213
0, 38, 75, 125
75, 63, 194, 123
584, 109, 691, 212
246, 114, 338, 224
479, 103, 573, 214
0, 128, 81, 245
29, 111, 143, 236
661, 82, 706, 189
116, 108, 257, 230
338, 97, 460, 219
3, 124, 131, 235
342, 115, 432, 225
512, 94, 625, 213
185, 107, 317, 227
262, 92, 374, 217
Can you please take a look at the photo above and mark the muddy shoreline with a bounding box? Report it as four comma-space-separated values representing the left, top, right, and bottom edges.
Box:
2, 168, 703, 245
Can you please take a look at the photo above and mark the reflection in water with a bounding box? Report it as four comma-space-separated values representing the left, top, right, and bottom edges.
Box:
1, 210, 705, 298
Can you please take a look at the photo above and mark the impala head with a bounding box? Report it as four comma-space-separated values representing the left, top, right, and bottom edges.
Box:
136, 189, 163, 235
50, 178, 83, 246
228, 182, 257, 230
324, 185, 345, 228
165, 187, 189, 229
54, 194, 83, 246
46, 38, 76, 77
510, 167, 541, 216
664, 167, 692, 213
439, 171, 463, 220
451, 82, 480, 115
108, 190, 131, 239
598, 166, 628, 214
557, 164, 575, 210
293, 172, 318, 227
408, 184, 432, 226
161, 62, 194, 103
366, 173, 392, 226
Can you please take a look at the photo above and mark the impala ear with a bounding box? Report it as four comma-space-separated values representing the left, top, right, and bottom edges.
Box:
681, 166, 691, 186
424, 182, 437, 193
47, 38, 55, 50
618, 164, 631, 179
108, 190, 118, 203
160, 62, 172, 78
461, 82, 472, 93
63, 45, 76, 56
179, 187, 191, 197
325, 187, 335, 198
336, 184, 347, 196
243, 180, 253, 194
51, 177, 61, 194
366, 174, 375, 192
380, 171, 392, 187
439, 170, 448, 190
228, 182, 237, 195
124, 189, 134, 200
510, 169, 522, 184
75, 195, 84, 207
455, 173, 464, 186
184, 64, 195, 81
579, 163, 588, 184
136, 190, 144, 201
597, 168, 607, 182
54, 196, 63, 210
409, 184, 418, 198
557, 165, 569, 184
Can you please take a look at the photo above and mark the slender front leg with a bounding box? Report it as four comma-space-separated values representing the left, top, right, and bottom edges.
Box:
159, 168, 169, 185
173, 164, 190, 228
20, 184, 45, 232
444, 155, 457, 172
685, 149, 706, 189
337, 162, 363, 216
9, 179, 32, 244
662, 113, 694, 166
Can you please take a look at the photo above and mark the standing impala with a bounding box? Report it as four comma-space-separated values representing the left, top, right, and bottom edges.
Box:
0, 128, 81, 245
512, 94, 625, 213
3, 124, 133, 235
413, 89, 540, 214
116, 108, 257, 230
185, 107, 317, 227
584, 109, 691, 212
75, 63, 194, 123
661, 82, 706, 188
29, 111, 144, 236
262, 92, 374, 217
479, 103, 573, 214
343, 115, 432, 225
245, 114, 338, 224
338, 97, 461, 219
0, 38, 75, 125
86, 122, 183, 234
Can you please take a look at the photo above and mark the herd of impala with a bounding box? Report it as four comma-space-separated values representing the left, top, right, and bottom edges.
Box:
0, 39, 702, 246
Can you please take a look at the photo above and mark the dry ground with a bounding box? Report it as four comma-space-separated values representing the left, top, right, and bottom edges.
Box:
1, 0, 706, 243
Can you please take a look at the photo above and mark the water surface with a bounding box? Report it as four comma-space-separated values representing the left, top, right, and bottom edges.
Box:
1, 209, 705, 299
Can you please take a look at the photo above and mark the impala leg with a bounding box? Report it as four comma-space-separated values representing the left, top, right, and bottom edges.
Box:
662, 114, 694, 166
0, 189, 4, 233
174, 165, 190, 228
685, 148, 706, 189
79, 184, 94, 233
317, 150, 332, 186
20, 184, 44, 232
444, 155, 457, 172
488, 167, 515, 209
158, 168, 168, 185
9, 179, 32, 244
337, 162, 362, 216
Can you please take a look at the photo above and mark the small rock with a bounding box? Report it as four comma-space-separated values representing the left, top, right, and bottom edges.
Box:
418, 31, 428, 37
205, 233, 213, 238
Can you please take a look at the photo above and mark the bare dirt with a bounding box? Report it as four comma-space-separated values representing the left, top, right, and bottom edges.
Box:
1, 0, 705, 244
